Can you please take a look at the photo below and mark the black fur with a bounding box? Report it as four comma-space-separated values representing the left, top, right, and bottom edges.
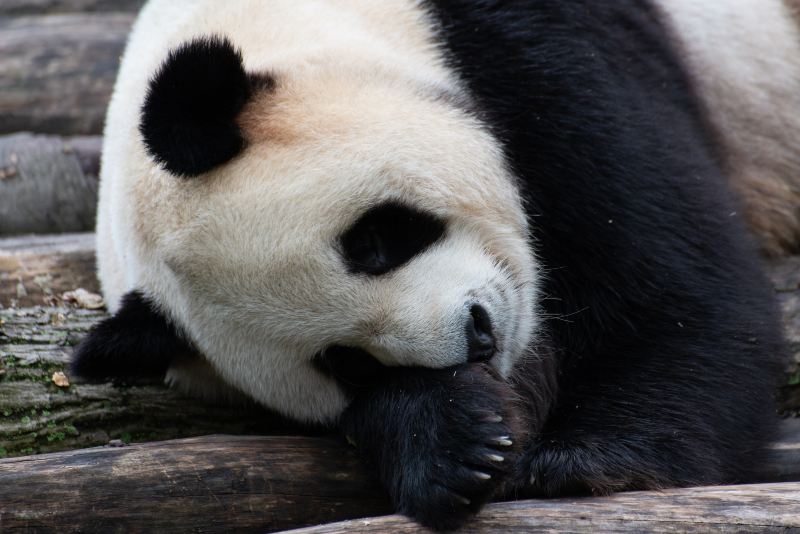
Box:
140, 36, 272, 177
71, 291, 194, 381
338, 0, 787, 529
339, 364, 525, 531
341, 203, 446, 276
313, 345, 390, 392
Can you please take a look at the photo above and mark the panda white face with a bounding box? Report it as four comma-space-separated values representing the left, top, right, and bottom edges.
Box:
131, 62, 539, 422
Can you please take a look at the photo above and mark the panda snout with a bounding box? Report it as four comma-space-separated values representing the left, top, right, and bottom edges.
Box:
466, 304, 496, 363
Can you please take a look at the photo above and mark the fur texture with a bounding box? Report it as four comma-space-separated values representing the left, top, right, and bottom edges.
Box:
425, 0, 786, 498
76, 0, 792, 530
140, 36, 271, 177
71, 290, 193, 381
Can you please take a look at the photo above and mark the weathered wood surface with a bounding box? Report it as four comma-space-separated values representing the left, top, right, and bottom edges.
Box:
0, 14, 134, 135
0, 134, 101, 235
0, 303, 300, 458
287, 482, 800, 533
1, 0, 144, 15
0, 427, 798, 534
0, 233, 98, 308
0, 434, 390, 533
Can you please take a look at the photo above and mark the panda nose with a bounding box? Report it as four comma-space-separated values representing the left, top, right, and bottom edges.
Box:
466, 304, 495, 362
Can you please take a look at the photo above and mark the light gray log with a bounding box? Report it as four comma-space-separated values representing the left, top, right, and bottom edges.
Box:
0, 435, 390, 533
0, 429, 798, 534
0, 14, 134, 135
288, 482, 800, 533
0, 134, 101, 235
0, 0, 144, 15
0, 232, 98, 308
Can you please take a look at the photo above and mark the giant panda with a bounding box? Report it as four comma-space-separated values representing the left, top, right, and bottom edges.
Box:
72, 0, 797, 530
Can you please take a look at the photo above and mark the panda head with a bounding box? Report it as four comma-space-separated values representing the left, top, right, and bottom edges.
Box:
95, 36, 539, 423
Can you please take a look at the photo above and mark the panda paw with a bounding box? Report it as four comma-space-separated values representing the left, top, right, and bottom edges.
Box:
341, 364, 523, 531
394, 403, 517, 531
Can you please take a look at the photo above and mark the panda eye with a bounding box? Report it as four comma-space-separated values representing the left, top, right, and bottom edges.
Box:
341, 203, 446, 276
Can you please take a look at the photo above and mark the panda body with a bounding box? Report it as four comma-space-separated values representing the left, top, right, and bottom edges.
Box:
76, 0, 795, 529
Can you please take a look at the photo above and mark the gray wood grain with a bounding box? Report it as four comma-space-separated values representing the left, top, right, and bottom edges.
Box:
0, 435, 390, 533
1, 0, 144, 15
0, 232, 98, 308
0, 431, 798, 534
0, 134, 101, 235
287, 482, 800, 533
0, 14, 133, 135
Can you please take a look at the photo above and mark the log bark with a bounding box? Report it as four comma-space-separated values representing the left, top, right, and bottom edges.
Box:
0, 0, 144, 15
0, 233, 98, 308
0, 134, 101, 235
0, 14, 134, 135
0, 303, 300, 458
0, 430, 798, 533
0, 435, 390, 533
287, 483, 800, 533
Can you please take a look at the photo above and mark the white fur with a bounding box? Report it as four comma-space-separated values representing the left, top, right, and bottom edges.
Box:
99, 0, 538, 423
654, 0, 800, 253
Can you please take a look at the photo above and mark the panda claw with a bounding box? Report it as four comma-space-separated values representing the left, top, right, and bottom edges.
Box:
492, 436, 513, 447
483, 414, 503, 424
473, 470, 492, 480
486, 453, 505, 463
453, 493, 471, 506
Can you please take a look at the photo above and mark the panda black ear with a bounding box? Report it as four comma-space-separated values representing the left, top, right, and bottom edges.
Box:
70, 290, 194, 381
139, 35, 273, 178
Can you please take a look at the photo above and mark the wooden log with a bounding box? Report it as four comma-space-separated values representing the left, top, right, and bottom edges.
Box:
0, 435, 390, 533
0, 0, 144, 15
0, 303, 300, 458
0, 233, 99, 308
0, 14, 134, 135
287, 482, 800, 533
0, 428, 798, 534
0, 134, 101, 235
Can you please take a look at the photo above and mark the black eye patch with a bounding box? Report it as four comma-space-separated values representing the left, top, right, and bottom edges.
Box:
341, 203, 446, 276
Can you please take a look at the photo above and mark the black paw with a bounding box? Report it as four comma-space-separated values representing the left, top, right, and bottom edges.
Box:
341, 364, 523, 531
394, 407, 515, 530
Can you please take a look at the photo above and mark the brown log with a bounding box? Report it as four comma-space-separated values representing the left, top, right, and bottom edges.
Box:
0, 134, 101, 235
0, 233, 99, 308
0, 435, 390, 533
0, 0, 144, 15
287, 482, 800, 533
0, 14, 134, 135
0, 427, 798, 534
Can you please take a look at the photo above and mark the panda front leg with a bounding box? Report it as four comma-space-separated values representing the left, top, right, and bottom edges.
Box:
510, 347, 777, 498
338, 363, 525, 531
